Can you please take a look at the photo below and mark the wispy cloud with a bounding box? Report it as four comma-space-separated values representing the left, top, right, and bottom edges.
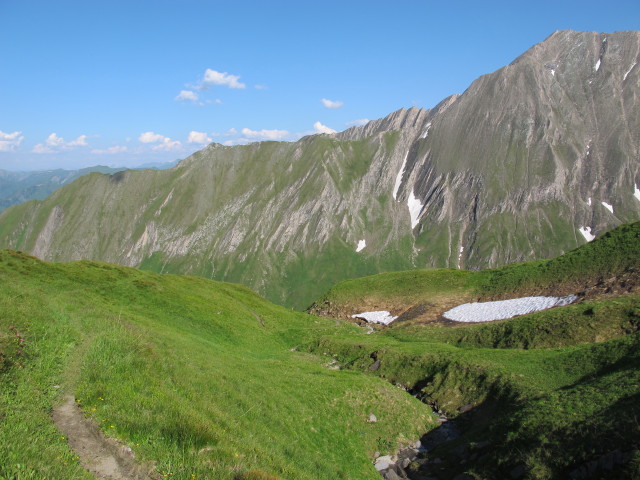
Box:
241, 128, 290, 140
0, 130, 24, 152
202, 69, 246, 89
138, 131, 182, 151
139, 132, 166, 144
91, 145, 128, 154
32, 133, 88, 153
67, 135, 88, 146
187, 131, 212, 144
153, 139, 182, 151
313, 121, 336, 134
321, 98, 343, 109
177, 69, 245, 104
175, 90, 199, 102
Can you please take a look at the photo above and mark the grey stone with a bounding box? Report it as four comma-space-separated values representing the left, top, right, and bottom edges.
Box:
384, 469, 403, 480
375, 455, 394, 471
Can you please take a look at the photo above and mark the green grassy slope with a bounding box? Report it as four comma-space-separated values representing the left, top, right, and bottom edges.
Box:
0, 250, 434, 480
303, 222, 640, 479
310, 221, 640, 319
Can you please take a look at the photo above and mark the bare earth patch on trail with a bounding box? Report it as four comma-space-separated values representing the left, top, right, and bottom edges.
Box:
53, 395, 157, 480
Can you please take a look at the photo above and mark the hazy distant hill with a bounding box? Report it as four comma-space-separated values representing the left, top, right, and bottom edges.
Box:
1, 30, 639, 309
0, 161, 179, 213
0, 166, 123, 212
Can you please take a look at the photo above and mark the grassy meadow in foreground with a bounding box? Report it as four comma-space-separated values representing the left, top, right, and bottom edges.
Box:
0, 250, 434, 480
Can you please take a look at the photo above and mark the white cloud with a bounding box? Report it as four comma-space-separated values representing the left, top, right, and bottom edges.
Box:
254, 84, 267, 90
46, 133, 64, 147
321, 98, 343, 109
91, 145, 128, 154
138, 131, 182, 151
32, 143, 53, 154
202, 69, 246, 89
187, 131, 212, 144
32, 132, 89, 153
175, 90, 199, 101
67, 135, 88, 147
0, 130, 24, 152
313, 121, 336, 134
346, 118, 370, 127
152, 138, 182, 151
241, 128, 290, 140
139, 131, 166, 143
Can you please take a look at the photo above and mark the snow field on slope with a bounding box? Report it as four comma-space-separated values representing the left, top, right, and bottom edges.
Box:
442, 295, 578, 323
351, 311, 398, 325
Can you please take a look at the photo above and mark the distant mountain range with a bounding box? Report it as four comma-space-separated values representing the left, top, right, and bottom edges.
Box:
1, 30, 639, 309
0, 166, 123, 213
0, 160, 179, 213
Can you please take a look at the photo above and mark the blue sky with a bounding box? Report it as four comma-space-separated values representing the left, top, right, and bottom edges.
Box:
1, 0, 640, 171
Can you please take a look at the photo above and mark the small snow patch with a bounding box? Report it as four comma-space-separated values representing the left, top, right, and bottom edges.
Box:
624, 62, 636, 81
356, 239, 366, 252
595, 59, 601, 71
407, 190, 423, 229
443, 295, 578, 323
420, 122, 432, 139
587, 197, 592, 206
392, 153, 409, 200
457, 246, 464, 269
352, 311, 398, 325
601, 201, 614, 213
634, 184, 640, 202
579, 226, 596, 242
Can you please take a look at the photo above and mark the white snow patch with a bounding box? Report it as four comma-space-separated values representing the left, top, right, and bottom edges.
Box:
601, 201, 614, 213
579, 226, 596, 242
407, 190, 423, 229
587, 197, 592, 206
420, 122, 432, 139
443, 295, 578, 323
392, 153, 409, 200
457, 246, 464, 269
356, 239, 366, 252
352, 311, 398, 325
595, 58, 601, 71
634, 184, 640, 202
550, 68, 555, 77
624, 62, 636, 81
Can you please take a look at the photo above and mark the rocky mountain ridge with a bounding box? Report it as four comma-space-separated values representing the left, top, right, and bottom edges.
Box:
1, 30, 639, 309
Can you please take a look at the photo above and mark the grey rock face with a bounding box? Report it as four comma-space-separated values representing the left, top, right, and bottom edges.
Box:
403, 30, 640, 269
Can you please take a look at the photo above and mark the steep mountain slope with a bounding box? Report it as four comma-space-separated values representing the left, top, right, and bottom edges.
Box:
1, 30, 639, 309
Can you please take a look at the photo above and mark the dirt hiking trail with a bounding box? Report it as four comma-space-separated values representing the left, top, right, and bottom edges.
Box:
53, 395, 157, 480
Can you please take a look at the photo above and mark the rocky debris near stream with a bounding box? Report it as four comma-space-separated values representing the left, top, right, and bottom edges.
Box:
374, 440, 425, 480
